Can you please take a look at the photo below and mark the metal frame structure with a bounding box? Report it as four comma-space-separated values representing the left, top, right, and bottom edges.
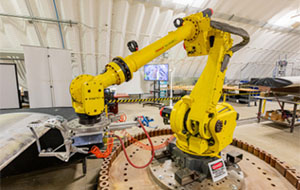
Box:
28, 114, 139, 162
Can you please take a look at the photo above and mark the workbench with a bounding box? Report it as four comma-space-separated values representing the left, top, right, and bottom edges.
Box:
171, 85, 260, 106
222, 85, 260, 107
257, 96, 300, 133
171, 85, 194, 91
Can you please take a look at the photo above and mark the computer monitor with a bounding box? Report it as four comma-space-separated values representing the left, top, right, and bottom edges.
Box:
144, 64, 169, 81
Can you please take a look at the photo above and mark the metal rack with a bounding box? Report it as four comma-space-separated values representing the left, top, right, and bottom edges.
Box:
143, 81, 164, 108
257, 96, 300, 133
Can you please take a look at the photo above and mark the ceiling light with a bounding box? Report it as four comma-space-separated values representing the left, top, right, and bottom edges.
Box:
172, 0, 205, 8
269, 10, 300, 28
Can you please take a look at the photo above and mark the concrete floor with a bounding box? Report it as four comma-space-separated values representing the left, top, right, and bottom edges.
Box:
1, 101, 299, 190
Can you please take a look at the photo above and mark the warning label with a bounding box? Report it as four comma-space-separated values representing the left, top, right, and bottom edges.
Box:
208, 158, 228, 182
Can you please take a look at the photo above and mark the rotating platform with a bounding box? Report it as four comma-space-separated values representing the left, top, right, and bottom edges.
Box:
102, 133, 295, 190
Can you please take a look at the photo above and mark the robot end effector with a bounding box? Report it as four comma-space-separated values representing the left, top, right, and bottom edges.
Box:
70, 57, 132, 125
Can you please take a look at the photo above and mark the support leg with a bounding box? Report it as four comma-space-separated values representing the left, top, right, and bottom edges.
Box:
248, 93, 251, 107
139, 94, 141, 104
257, 99, 263, 123
290, 104, 297, 133
82, 157, 87, 176
262, 99, 266, 115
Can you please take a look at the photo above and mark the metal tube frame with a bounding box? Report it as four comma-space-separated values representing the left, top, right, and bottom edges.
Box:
0, 13, 78, 25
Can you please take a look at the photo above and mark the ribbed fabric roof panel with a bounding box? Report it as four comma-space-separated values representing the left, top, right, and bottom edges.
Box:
0, 0, 298, 80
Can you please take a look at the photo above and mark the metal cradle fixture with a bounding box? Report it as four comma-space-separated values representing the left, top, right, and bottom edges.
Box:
28, 114, 138, 162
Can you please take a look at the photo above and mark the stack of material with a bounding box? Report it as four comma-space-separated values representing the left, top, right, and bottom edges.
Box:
249, 76, 300, 96
264, 109, 298, 123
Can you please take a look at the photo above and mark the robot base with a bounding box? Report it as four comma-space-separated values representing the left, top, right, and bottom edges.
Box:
149, 158, 244, 190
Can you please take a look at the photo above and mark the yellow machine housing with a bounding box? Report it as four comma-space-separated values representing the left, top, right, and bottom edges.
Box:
69, 8, 249, 157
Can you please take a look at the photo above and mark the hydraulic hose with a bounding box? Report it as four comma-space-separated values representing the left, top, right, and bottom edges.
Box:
210, 20, 250, 72
210, 20, 250, 53
113, 119, 155, 169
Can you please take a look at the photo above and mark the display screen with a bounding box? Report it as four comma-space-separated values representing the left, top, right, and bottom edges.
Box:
144, 64, 169, 81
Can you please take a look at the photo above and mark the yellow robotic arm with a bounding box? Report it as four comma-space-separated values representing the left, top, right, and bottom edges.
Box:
70, 9, 213, 124
170, 17, 249, 157
70, 8, 249, 159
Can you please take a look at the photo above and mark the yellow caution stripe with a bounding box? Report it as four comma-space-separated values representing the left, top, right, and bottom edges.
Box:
107, 97, 181, 103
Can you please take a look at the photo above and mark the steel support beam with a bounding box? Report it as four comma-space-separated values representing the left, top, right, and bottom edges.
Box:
0, 13, 78, 25
24, 0, 45, 47
0, 58, 24, 61
52, 0, 65, 49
